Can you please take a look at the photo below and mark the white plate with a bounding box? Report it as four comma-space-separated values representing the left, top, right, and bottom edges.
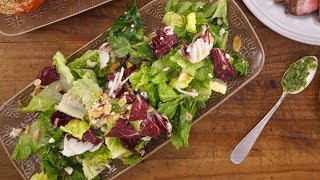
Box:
243, 0, 320, 46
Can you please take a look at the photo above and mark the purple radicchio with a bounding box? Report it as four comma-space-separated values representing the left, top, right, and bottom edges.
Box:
36, 66, 60, 86
83, 129, 102, 145
129, 95, 149, 121
210, 48, 236, 82
150, 26, 179, 59
50, 111, 73, 128
120, 138, 141, 156
106, 117, 141, 139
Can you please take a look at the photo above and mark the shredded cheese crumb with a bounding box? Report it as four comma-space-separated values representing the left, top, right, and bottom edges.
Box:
64, 166, 73, 175
48, 138, 55, 143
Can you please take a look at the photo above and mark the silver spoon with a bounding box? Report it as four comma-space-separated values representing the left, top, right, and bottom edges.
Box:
230, 56, 318, 164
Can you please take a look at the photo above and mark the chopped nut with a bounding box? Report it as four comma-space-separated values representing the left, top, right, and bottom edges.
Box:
233, 35, 241, 52
88, 108, 103, 118
33, 79, 41, 86
24, 125, 30, 134
103, 102, 112, 115
101, 93, 110, 104
118, 96, 127, 107
185, 112, 193, 121
32, 129, 40, 141
32, 85, 43, 96
16, 100, 22, 106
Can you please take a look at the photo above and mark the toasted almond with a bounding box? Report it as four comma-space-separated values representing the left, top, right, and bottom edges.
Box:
185, 112, 193, 121
24, 125, 30, 134
103, 102, 112, 115
118, 96, 127, 107
88, 108, 103, 118
16, 100, 22, 106
178, 72, 190, 81
32, 129, 40, 141
32, 85, 42, 96
233, 35, 241, 52
33, 79, 41, 86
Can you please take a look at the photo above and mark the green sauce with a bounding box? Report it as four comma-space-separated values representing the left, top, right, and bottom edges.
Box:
281, 56, 317, 93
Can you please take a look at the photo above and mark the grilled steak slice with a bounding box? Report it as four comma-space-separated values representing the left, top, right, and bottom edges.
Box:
281, 0, 319, 16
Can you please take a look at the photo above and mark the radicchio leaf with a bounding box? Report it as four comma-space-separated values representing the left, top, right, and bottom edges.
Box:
210, 48, 236, 82
50, 111, 73, 128
150, 26, 178, 59
140, 117, 161, 139
36, 66, 60, 86
129, 95, 149, 121
148, 111, 172, 137
83, 129, 102, 145
120, 138, 140, 156
106, 118, 141, 139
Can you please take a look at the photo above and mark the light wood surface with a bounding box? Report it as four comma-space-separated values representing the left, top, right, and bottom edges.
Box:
0, 0, 319, 179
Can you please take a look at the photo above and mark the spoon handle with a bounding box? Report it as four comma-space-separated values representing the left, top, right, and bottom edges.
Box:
230, 92, 287, 164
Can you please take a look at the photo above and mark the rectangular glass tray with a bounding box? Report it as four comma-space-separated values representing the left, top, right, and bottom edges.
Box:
0, 0, 265, 179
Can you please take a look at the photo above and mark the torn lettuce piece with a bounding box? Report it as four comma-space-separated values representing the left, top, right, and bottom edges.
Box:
163, 11, 184, 27
22, 81, 63, 112
30, 171, 48, 180
60, 120, 90, 139
53, 52, 74, 87
129, 64, 151, 90
210, 0, 228, 26
71, 69, 98, 83
56, 74, 103, 119
158, 82, 179, 102
12, 108, 56, 160
169, 72, 193, 90
170, 52, 204, 76
186, 13, 197, 33
82, 145, 111, 180
105, 137, 132, 159
67, 50, 99, 69
230, 53, 249, 76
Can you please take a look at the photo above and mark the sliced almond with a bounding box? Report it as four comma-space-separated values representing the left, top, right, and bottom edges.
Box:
233, 35, 241, 52
33, 79, 41, 86
103, 102, 112, 115
32, 85, 43, 96
32, 129, 40, 141
24, 125, 30, 134
118, 96, 127, 107
88, 108, 103, 118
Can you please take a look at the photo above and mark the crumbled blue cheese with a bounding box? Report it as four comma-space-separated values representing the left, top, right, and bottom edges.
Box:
10, 128, 22, 138
64, 166, 73, 175
219, 28, 226, 35
48, 138, 55, 143
87, 59, 97, 68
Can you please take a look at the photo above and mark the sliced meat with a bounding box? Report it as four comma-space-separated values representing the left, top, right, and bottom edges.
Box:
276, 0, 319, 16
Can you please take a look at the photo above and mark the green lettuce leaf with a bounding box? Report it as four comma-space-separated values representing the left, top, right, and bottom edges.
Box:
31, 172, 48, 180
186, 13, 197, 33
170, 52, 204, 76
53, 52, 74, 87
158, 83, 179, 102
67, 50, 99, 69
163, 12, 184, 27
158, 96, 183, 119
71, 69, 98, 83
129, 64, 151, 90
121, 155, 142, 165
82, 145, 111, 180
22, 81, 63, 112
12, 108, 56, 160
56, 74, 103, 119
105, 137, 132, 159
230, 53, 249, 76
60, 120, 90, 139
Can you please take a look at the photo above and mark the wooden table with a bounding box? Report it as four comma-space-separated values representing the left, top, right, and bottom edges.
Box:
0, 0, 319, 179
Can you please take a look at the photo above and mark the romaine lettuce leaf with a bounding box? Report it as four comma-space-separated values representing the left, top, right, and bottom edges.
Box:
71, 69, 98, 83
12, 108, 56, 160
186, 13, 197, 33
30, 172, 48, 180
56, 74, 103, 119
158, 96, 183, 119
129, 64, 151, 90
22, 81, 63, 112
60, 120, 90, 139
53, 52, 74, 87
67, 50, 99, 69
170, 52, 204, 76
163, 12, 184, 27
158, 83, 179, 102
105, 137, 132, 159
82, 145, 111, 180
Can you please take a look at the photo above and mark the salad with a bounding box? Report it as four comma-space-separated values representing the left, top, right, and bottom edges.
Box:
10, 0, 249, 179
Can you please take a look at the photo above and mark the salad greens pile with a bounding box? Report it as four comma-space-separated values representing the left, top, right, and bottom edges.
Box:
11, 0, 249, 179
